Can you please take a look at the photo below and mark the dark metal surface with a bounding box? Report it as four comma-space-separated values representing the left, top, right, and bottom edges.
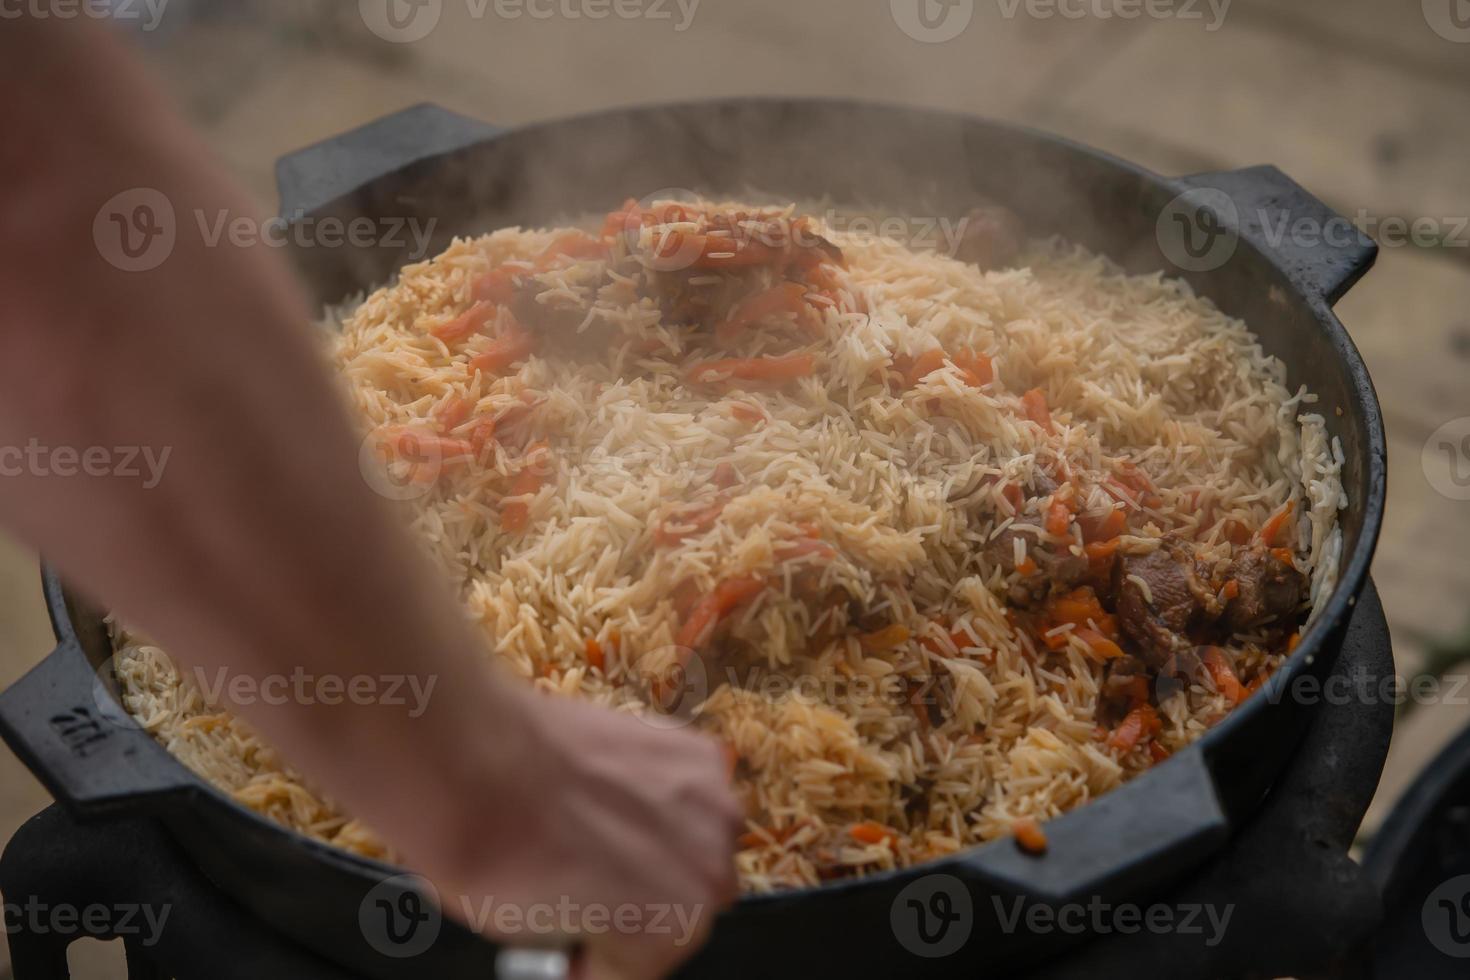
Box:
0, 583, 1394, 980
0, 807, 359, 980
0, 99, 1388, 977
1364, 714, 1470, 976
276, 103, 504, 219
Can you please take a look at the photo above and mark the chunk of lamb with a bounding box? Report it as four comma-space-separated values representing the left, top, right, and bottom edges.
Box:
955, 203, 1025, 270
1225, 545, 1308, 633
1114, 541, 1224, 667
987, 527, 1088, 605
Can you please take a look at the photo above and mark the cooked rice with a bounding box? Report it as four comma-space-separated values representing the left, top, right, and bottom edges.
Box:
113, 200, 1344, 892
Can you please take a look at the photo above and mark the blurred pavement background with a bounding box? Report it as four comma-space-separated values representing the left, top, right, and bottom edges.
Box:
1, 0, 1467, 973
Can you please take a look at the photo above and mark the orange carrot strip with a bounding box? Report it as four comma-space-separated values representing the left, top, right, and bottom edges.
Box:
585, 638, 605, 671
472, 266, 524, 305
729, 401, 766, 424
1109, 703, 1162, 752
1001, 482, 1025, 514
1074, 627, 1126, 662
470, 317, 536, 376
905, 349, 948, 388
954, 348, 994, 387
435, 395, 474, 432
1260, 500, 1296, 547
388, 429, 475, 461
600, 197, 642, 239
738, 820, 808, 850
647, 201, 697, 224
467, 416, 497, 455
676, 575, 765, 653
1222, 519, 1252, 546
1045, 587, 1115, 637
655, 498, 727, 547
1201, 646, 1244, 705
948, 626, 979, 655
1114, 461, 1155, 496
717, 282, 812, 344
1012, 818, 1048, 855
501, 441, 550, 533
1045, 498, 1072, 538
848, 821, 896, 847
1021, 388, 1053, 432
431, 301, 496, 343
540, 230, 609, 264
859, 624, 911, 653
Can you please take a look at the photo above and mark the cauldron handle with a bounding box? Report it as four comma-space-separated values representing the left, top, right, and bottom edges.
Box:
1173, 165, 1378, 305
0, 637, 193, 815
274, 103, 503, 219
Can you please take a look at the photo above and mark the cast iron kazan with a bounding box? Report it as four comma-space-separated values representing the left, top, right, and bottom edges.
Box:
0, 100, 1386, 979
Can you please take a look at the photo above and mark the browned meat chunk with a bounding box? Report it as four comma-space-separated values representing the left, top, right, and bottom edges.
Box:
986, 527, 1088, 605
1034, 546, 1089, 591
1114, 541, 1223, 667
1225, 546, 1307, 632
955, 203, 1025, 270
1156, 646, 1206, 702
644, 270, 740, 328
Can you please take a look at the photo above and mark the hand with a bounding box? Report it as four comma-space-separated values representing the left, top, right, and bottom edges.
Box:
437, 690, 742, 980
0, 21, 741, 979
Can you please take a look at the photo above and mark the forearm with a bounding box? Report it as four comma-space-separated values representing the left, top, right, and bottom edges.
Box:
0, 17, 534, 866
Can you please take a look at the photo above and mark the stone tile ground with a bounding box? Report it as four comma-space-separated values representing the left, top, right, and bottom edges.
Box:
1, 1, 1467, 974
